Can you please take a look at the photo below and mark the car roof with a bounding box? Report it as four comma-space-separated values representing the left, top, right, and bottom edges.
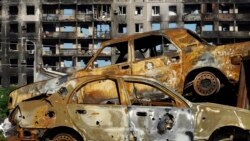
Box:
101, 28, 188, 47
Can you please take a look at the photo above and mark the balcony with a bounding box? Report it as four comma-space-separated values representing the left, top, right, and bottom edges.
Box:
59, 48, 85, 56
42, 0, 59, 3
201, 31, 250, 38
78, 0, 112, 4
76, 14, 93, 22
59, 15, 76, 21
236, 14, 250, 21
60, 0, 77, 3
42, 32, 76, 39
42, 14, 59, 22
183, 14, 201, 21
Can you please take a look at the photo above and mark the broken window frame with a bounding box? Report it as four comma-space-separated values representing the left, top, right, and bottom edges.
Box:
124, 81, 177, 107
133, 34, 179, 61
26, 5, 35, 15
9, 5, 18, 15
26, 23, 36, 33
9, 41, 18, 51
9, 59, 18, 68
70, 79, 120, 104
9, 23, 18, 33
118, 6, 126, 15
91, 41, 129, 69
135, 6, 143, 15
118, 23, 127, 34
152, 6, 160, 16
26, 58, 34, 68
10, 76, 18, 85
169, 5, 177, 16
135, 23, 143, 33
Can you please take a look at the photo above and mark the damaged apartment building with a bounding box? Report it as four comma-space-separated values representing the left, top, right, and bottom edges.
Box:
0, 0, 250, 87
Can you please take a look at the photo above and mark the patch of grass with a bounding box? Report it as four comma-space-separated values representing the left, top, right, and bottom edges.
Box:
0, 87, 16, 121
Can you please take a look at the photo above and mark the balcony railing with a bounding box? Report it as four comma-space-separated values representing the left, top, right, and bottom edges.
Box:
42, 32, 76, 39
42, 14, 59, 21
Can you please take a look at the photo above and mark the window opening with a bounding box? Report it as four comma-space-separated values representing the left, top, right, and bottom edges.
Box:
118, 24, 127, 33
169, 5, 177, 16
71, 79, 120, 105
26, 23, 35, 33
152, 6, 160, 16
10, 23, 18, 33
10, 41, 18, 50
10, 76, 18, 85
135, 6, 143, 15
118, 6, 126, 15
27, 6, 35, 15
135, 23, 143, 33
10, 59, 18, 67
93, 41, 128, 68
9, 6, 18, 15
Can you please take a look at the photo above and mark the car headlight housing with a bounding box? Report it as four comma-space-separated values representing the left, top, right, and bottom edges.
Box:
9, 107, 22, 125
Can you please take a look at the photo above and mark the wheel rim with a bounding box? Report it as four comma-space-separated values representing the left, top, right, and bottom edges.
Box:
193, 71, 220, 96
52, 133, 76, 141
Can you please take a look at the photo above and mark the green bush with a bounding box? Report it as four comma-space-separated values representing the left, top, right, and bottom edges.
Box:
0, 134, 7, 141
0, 87, 15, 141
0, 87, 16, 121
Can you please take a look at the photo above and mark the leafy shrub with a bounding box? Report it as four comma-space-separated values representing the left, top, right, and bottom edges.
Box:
0, 87, 16, 122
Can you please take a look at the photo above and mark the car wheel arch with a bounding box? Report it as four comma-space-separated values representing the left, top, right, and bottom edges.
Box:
183, 67, 231, 96
41, 126, 84, 141
184, 67, 229, 87
208, 126, 248, 141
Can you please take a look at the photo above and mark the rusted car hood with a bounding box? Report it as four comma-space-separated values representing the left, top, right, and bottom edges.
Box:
8, 75, 73, 110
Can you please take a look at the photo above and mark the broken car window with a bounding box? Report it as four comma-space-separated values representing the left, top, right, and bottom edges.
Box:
93, 41, 128, 68
71, 79, 120, 105
134, 35, 178, 60
124, 81, 176, 107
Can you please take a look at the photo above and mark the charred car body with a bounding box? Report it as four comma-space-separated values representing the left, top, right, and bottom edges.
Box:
7, 75, 250, 141
8, 28, 250, 109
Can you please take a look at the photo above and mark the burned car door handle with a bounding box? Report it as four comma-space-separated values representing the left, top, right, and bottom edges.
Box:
76, 109, 87, 114
136, 112, 147, 116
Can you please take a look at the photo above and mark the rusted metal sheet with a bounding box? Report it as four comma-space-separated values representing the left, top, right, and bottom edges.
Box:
237, 56, 250, 109
5, 75, 250, 141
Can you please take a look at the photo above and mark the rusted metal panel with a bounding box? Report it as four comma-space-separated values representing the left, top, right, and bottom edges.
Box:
237, 56, 250, 109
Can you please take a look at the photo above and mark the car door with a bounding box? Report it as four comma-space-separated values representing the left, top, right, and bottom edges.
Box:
123, 81, 194, 141
67, 79, 130, 141
131, 34, 183, 93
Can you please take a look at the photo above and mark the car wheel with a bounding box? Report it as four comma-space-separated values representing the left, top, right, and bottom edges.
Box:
42, 132, 81, 141
193, 71, 220, 97
51, 133, 79, 141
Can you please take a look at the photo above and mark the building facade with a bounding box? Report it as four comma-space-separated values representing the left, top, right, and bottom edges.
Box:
0, 0, 250, 87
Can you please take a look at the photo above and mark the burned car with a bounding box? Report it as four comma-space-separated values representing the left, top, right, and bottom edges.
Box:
72, 28, 250, 102
7, 28, 250, 110
7, 75, 250, 141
